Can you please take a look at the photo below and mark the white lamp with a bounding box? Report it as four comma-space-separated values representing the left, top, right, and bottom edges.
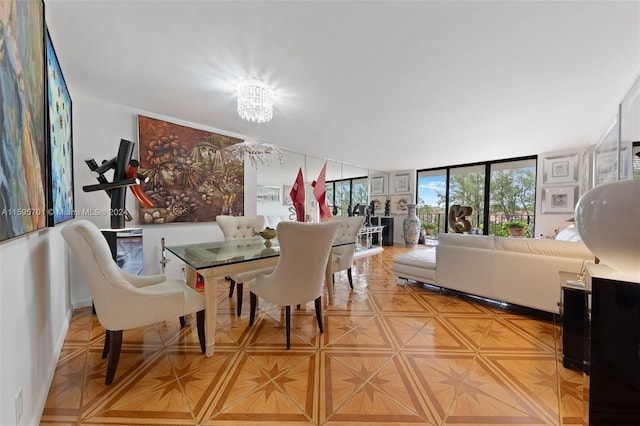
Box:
574, 180, 640, 276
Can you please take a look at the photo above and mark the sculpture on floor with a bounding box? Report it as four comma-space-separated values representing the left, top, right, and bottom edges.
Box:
449, 204, 473, 233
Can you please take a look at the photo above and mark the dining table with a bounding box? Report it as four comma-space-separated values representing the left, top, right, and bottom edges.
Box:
167, 235, 353, 356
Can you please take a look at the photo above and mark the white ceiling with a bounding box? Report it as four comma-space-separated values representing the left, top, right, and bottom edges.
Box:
45, 0, 640, 172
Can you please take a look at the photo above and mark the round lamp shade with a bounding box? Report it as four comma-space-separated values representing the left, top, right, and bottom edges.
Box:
574, 180, 640, 275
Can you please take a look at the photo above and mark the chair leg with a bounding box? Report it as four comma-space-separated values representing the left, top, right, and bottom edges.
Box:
236, 282, 244, 316
314, 296, 324, 333
285, 305, 291, 349
347, 268, 354, 289
179, 316, 186, 328
105, 330, 122, 385
102, 330, 110, 359
196, 310, 206, 353
249, 292, 257, 326
226, 276, 235, 298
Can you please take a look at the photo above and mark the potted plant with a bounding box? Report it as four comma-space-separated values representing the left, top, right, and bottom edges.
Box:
423, 221, 437, 237
504, 221, 527, 238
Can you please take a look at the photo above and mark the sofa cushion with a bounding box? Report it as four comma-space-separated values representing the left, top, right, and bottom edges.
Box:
393, 249, 437, 269
392, 249, 437, 284
437, 233, 495, 249
494, 237, 592, 259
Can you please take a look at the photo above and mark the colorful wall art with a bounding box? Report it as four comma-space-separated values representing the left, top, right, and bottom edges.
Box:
0, 0, 47, 242
137, 116, 245, 223
46, 28, 74, 225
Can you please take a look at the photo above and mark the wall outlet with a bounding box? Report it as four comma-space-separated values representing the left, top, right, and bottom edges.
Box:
15, 389, 23, 423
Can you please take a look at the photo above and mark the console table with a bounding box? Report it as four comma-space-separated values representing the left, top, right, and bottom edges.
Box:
354, 225, 384, 259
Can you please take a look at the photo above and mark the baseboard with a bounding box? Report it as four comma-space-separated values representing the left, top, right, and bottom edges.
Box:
30, 306, 73, 425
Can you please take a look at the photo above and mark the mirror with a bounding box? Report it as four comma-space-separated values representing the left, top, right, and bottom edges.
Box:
255, 148, 375, 221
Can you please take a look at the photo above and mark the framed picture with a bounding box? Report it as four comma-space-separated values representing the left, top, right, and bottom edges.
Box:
390, 194, 410, 214
257, 185, 281, 203
137, 115, 245, 223
370, 176, 384, 195
620, 74, 640, 146
0, 0, 47, 242
541, 186, 578, 214
594, 118, 619, 187
580, 147, 592, 195
393, 173, 410, 193
46, 28, 75, 226
282, 185, 293, 206
542, 154, 578, 184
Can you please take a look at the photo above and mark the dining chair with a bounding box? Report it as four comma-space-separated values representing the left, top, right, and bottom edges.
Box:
61, 220, 205, 385
330, 216, 365, 289
216, 215, 271, 316
247, 221, 340, 349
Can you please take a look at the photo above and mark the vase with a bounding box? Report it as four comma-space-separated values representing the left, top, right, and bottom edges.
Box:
403, 204, 421, 245
574, 180, 640, 275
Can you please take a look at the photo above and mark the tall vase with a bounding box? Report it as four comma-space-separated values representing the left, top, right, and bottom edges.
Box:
403, 204, 421, 245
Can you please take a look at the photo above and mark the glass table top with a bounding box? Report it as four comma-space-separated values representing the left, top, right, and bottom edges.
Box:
167, 237, 353, 270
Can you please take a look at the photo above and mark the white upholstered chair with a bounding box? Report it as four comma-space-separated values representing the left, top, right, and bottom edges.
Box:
330, 216, 365, 289
61, 220, 205, 385
247, 221, 340, 349
216, 215, 272, 316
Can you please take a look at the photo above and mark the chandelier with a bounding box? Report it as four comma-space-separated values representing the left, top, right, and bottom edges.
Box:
224, 141, 284, 168
237, 81, 273, 123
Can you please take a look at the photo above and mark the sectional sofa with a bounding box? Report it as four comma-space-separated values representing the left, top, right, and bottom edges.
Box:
393, 233, 594, 314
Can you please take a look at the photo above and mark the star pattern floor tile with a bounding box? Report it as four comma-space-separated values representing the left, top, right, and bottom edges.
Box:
41, 245, 583, 425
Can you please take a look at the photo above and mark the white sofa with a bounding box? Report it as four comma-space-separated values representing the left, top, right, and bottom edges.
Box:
394, 233, 594, 314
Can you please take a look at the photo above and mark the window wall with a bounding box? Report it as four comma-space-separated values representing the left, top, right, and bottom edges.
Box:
327, 176, 368, 216
417, 156, 537, 236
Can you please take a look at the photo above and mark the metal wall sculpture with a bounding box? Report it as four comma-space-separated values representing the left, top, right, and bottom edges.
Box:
137, 116, 244, 224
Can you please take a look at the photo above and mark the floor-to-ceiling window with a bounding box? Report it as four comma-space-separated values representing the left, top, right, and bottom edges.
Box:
488, 158, 537, 237
327, 176, 368, 216
417, 156, 537, 236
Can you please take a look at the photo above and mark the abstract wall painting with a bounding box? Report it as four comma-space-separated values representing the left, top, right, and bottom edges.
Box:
0, 0, 47, 242
46, 28, 74, 225
137, 116, 245, 224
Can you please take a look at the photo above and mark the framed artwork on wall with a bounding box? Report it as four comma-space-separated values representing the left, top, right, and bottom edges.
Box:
137, 115, 245, 223
389, 194, 410, 214
370, 176, 384, 195
393, 173, 410, 193
594, 117, 619, 187
0, 0, 47, 242
580, 147, 592, 195
542, 154, 578, 184
282, 185, 293, 206
620, 73, 640, 145
46, 28, 75, 226
541, 186, 578, 214
256, 185, 281, 203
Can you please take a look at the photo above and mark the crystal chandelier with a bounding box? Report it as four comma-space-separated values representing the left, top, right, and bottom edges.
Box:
224, 141, 284, 168
237, 81, 273, 123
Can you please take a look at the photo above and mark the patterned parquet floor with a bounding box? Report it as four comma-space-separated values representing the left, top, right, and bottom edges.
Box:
41, 245, 585, 425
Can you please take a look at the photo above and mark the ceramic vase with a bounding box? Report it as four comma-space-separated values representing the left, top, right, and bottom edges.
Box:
574, 180, 640, 275
403, 204, 421, 245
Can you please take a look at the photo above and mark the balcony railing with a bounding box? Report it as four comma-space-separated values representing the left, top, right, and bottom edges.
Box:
417, 212, 535, 237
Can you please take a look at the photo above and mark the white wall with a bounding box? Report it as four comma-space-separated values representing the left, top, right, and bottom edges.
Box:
0, 227, 72, 426
0, 93, 256, 425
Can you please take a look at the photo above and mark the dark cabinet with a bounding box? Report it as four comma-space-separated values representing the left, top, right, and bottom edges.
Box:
588, 270, 640, 426
560, 285, 589, 372
371, 217, 394, 246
